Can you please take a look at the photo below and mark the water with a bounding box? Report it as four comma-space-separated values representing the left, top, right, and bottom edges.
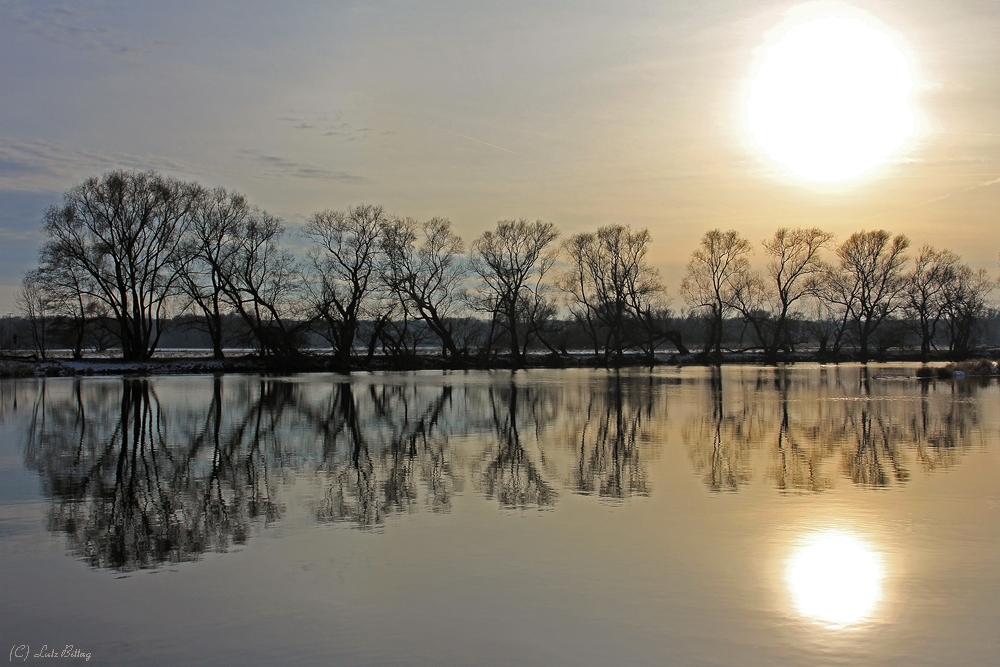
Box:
0, 365, 997, 666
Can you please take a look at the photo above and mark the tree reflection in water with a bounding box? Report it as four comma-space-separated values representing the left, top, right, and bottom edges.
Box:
684, 367, 757, 492
10, 367, 993, 570
22, 378, 283, 570
569, 373, 657, 500
684, 366, 986, 493
473, 382, 557, 508
470, 373, 667, 506
309, 382, 461, 528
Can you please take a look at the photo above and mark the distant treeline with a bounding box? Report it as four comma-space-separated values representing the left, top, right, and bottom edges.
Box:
8, 169, 999, 366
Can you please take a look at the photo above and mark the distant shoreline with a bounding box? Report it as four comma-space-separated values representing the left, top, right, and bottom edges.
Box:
1, 350, 998, 378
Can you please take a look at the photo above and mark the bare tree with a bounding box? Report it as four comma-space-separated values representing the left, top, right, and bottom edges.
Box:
34, 250, 99, 359
562, 233, 602, 356
381, 216, 467, 360
470, 219, 559, 366
802, 297, 846, 358
304, 204, 387, 367
680, 230, 752, 362
177, 187, 251, 359
356, 290, 399, 364
816, 278, 858, 358
905, 246, 959, 362
219, 210, 306, 359
39, 170, 200, 361
728, 228, 832, 363
15, 269, 54, 360
828, 230, 909, 361
562, 224, 685, 362
942, 264, 995, 357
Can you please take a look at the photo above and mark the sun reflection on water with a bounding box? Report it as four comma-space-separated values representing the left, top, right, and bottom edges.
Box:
788, 531, 883, 627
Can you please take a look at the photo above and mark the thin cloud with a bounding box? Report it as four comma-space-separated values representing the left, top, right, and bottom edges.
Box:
937, 131, 1000, 139
966, 176, 1000, 190
280, 110, 372, 143
0, 136, 195, 193
1, 0, 163, 56
0, 226, 39, 244
426, 125, 518, 154
237, 150, 365, 183
860, 175, 1000, 222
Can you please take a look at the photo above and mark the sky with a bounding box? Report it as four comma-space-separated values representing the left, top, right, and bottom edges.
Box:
1, 0, 998, 313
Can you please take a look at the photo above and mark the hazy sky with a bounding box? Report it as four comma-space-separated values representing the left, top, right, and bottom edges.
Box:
1, 0, 998, 312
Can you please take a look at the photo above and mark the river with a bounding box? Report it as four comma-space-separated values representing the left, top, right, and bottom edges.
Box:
1, 365, 997, 666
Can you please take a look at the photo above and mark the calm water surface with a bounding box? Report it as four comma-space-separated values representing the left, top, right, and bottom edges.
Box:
0, 365, 997, 666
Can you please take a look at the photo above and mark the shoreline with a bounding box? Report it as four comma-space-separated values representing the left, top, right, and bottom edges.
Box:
1, 350, 998, 378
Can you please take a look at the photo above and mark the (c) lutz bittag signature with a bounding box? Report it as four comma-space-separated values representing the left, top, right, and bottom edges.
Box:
9, 646, 91, 662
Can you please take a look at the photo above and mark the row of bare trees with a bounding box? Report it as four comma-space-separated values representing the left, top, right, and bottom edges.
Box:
14, 169, 998, 364
681, 228, 997, 362
18, 170, 679, 365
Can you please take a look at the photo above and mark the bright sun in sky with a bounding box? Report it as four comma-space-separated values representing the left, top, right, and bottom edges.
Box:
748, 16, 915, 182
787, 531, 883, 626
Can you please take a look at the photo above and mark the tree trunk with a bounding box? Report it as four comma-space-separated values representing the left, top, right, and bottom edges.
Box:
507, 311, 522, 367
858, 323, 870, 363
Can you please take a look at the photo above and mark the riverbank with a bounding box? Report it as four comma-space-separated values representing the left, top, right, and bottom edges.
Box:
1, 349, 998, 378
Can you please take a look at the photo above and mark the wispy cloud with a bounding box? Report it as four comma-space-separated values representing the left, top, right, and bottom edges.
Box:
280, 110, 373, 143
425, 125, 518, 154
0, 136, 195, 193
936, 131, 1000, 139
967, 176, 1000, 190
237, 150, 364, 183
0, 0, 163, 56
0, 225, 39, 244
860, 174, 1000, 222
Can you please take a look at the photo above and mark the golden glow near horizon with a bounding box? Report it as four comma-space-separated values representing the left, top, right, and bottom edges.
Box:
748, 16, 914, 182
787, 531, 883, 626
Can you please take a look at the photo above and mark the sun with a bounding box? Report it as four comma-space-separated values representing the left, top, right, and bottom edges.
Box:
787, 531, 883, 626
748, 16, 914, 182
